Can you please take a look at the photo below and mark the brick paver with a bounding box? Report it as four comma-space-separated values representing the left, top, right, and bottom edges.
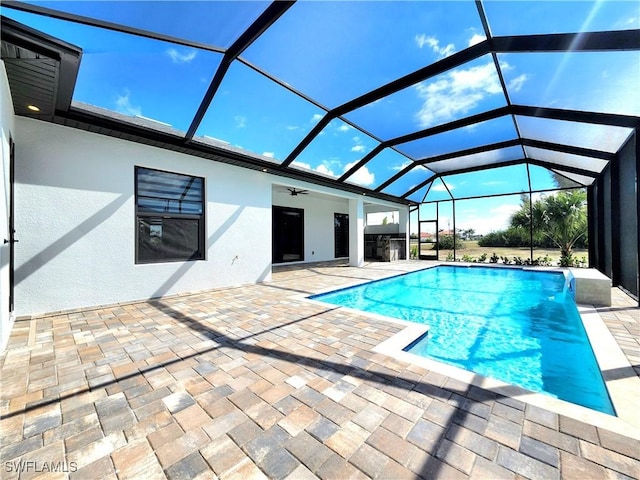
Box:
1, 261, 639, 479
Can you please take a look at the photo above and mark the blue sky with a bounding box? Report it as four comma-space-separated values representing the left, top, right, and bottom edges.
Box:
4, 1, 639, 234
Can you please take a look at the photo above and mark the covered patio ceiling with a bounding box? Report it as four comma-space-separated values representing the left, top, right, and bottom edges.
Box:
1, 1, 639, 205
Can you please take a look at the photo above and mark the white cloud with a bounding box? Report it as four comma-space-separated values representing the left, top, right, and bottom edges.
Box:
468, 33, 486, 47
234, 115, 247, 128
291, 160, 311, 170
338, 124, 350, 132
315, 164, 335, 177
414, 33, 433, 49
166, 48, 197, 64
291, 160, 336, 177
450, 64, 503, 94
456, 203, 520, 235
392, 161, 413, 171
414, 61, 505, 128
286, 125, 299, 131
508, 74, 528, 92
311, 113, 323, 123
115, 89, 141, 116
415, 34, 455, 58
263, 152, 275, 158
351, 145, 366, 153
493, 204, 521, 216
615, 16, 638, 29
344, 161, 375, 186
431, 182, 452, 192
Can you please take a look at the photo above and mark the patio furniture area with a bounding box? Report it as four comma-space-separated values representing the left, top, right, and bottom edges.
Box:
1, 261, 639, 479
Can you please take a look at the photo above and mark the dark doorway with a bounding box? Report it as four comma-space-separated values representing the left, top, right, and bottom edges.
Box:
273, 206, 304, 263
334, 213, 349, 258
419, 220, 438, 260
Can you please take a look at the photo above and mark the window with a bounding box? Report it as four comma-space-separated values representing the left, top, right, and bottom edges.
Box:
135, 166, 205, 263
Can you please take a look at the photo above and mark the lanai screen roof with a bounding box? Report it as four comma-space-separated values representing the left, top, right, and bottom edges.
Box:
2, 1, 639, 205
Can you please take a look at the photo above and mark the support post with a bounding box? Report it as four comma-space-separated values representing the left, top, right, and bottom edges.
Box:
398, 206, 410, 260
349, 197, 365, 267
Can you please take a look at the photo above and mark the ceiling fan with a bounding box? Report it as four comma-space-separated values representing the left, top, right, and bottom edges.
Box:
287, 188, 309, 196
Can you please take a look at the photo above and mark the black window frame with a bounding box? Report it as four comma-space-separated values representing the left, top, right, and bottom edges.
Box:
135, 166, 205, 264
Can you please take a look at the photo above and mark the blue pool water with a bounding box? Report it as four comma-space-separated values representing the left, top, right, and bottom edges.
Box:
311, 265, 615, 415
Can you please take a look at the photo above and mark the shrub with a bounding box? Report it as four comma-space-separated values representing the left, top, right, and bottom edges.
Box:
500, 256, 512, 265
537, 255, 553, 266
559, 251, 574, 267
431, 234, 464, 250
478, 227, 531, 247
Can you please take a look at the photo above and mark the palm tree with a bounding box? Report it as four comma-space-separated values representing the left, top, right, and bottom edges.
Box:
538, 190, 587, 265
510, 190, 587, 266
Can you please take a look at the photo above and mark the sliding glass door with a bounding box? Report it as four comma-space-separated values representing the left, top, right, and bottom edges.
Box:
273, 206, 304, 263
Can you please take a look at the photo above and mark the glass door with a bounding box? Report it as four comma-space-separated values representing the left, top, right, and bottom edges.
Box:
334, 213, 349, 258
272, 206, 304, 263
419, 220, 438, 260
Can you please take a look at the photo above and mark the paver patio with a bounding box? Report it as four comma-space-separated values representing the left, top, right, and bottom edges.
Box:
1, 261, 639, 479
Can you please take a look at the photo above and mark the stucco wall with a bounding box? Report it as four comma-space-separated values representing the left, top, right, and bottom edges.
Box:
0, 62, 16, 350
272, 191, 349, 262
14, 117, 274, 317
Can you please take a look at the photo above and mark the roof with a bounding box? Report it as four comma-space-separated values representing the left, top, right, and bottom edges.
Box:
1, 1, 639, 205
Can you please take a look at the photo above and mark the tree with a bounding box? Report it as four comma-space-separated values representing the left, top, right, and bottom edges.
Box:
462, 228, 475, 240
551, 172, 579, 189
509, 189, 587, 265
536, 190, 587, 265
432, 233, 464, 250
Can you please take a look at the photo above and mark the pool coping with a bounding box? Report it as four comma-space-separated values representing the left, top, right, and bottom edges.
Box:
300, 264, 640, 440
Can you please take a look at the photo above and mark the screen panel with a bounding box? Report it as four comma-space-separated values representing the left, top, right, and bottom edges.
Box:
525, 146, 608, 173
197, 62, 326, 162
16, 0, 270, 48
243, 1, 485, 108
516, 116, 633, 154
501, 51, 640, 117
484, 1, 639, 36
345, 54, 509, 141
396, 116, 518, 160
439, 164, 530, 199
425, 146, 524, 174
381, 165, 435, 197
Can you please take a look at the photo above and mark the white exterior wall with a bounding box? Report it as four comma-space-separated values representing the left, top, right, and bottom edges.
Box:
272, 190, 349, 262
0, 62, 16, 350
14, 118, 273, 317
6, 108, 409, 321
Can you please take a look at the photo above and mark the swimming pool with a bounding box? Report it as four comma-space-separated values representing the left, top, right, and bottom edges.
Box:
310, 265, 615, 415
